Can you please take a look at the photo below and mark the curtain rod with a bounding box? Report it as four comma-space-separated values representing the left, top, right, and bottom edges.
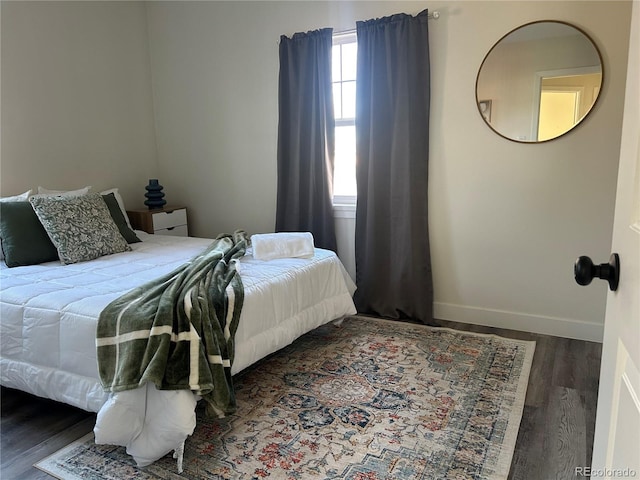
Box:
335, 11, 440, 36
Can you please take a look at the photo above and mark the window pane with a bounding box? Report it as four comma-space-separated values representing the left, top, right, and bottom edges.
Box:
334, 125, 357, 197
332, 45, 341, 83
333, 83, 342, 119
342, 80, 356, 119
332, 35, 358, 203
341, 42, 357, 81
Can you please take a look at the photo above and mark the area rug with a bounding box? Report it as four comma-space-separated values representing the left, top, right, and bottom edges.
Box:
36, 316, 535, 480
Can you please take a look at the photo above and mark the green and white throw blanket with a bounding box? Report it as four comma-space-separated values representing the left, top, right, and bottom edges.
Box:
97, 231, 247, 418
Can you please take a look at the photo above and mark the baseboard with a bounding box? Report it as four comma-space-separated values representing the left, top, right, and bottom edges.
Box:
433, 302, 603, 343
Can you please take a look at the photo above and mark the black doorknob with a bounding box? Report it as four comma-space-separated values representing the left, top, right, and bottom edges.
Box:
574, 253, 620, 291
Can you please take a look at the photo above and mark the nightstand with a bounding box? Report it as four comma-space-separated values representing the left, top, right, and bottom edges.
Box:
126, 206, 189, 237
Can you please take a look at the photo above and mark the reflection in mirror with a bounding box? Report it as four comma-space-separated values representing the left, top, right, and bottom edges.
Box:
476, 21, 603, 143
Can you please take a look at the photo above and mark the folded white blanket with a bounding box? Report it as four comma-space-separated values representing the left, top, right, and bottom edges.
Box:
251, 232, 315, 261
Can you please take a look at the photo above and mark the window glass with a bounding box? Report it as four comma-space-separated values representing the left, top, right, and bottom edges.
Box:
332, 34, 358, 203
341, 43, 357, 81
334, 125, 356, 197
332, 45, 341, 83
333, 83, 342, 119
342, 80, 356, 119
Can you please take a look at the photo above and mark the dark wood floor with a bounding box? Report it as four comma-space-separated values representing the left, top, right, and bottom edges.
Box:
440, 320, 602, 480
0, 319, 601, 480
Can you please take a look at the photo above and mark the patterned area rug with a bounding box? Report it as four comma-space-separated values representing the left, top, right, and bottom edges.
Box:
36, 316, 535, 480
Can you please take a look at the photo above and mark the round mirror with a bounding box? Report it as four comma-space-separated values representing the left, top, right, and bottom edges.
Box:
476, 20, 603, 143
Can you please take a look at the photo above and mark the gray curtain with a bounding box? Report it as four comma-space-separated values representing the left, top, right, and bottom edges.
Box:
276, 28, 337, 252
354, 10, 433, 324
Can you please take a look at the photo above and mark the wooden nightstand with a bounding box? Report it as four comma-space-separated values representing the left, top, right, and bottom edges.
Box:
126, 206, 189, 236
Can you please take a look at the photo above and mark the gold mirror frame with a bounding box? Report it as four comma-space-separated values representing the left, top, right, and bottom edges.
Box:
476, 20, 604, 143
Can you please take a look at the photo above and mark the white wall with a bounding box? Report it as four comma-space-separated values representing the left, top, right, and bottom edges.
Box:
427, 1, 629, 342
0, 1, 158, 208
147, 1, 631, 341
1, 1, 631, 342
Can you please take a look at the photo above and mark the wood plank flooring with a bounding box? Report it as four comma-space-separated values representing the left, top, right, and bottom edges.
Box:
0, 320, 601, 479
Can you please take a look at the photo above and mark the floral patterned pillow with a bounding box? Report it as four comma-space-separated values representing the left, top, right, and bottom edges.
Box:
30, 193, 131, 265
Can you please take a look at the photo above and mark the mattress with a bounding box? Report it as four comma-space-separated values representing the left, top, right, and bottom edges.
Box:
0, 232, 357, 413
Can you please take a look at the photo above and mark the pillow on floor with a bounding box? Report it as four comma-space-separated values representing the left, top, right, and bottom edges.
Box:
30, 193, 131, 265
0, 201, 59, 267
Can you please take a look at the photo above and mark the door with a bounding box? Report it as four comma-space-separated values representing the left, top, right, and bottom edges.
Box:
591, 2, 640, 476
538, 89, 581, 141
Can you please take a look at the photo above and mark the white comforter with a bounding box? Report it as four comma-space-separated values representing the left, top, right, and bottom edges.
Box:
0, 232, 356, 466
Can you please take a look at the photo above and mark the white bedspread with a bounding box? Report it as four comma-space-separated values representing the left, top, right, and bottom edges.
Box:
0, 232, 356, 466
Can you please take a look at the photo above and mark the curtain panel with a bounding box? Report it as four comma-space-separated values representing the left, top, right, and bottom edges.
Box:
275, 28, 337, 252
354, 10, 434, 324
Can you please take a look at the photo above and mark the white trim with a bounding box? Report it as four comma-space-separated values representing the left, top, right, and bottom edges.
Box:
335, 117, 355, 127
333, 31, 357, 45
333, 195, 356, 206
434, 301, 604, 342
333, 203, 356, 218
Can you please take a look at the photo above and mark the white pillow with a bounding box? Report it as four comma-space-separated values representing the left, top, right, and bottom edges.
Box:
35, 185, 91, 197
0, 190, 32, 202
100, 188, 133, 229
127, 383, 197, 467
94, 388, 145, 448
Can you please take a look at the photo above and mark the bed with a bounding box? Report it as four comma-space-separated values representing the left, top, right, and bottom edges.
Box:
0, 197, 357, 468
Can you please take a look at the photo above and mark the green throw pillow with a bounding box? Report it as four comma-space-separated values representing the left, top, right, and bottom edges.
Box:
0, 201, 59, 267
102, 193, 140, 244
30, 193, 131, 265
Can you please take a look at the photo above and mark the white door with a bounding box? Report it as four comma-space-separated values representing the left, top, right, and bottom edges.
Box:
591, 2, 640, 477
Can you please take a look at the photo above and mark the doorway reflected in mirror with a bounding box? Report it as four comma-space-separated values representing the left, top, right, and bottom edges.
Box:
476, 20, 603, 143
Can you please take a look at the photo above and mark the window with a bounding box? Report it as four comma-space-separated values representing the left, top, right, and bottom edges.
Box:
332, 33, 357, 205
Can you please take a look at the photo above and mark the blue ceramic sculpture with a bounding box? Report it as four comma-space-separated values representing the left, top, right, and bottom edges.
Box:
144, 179, 166, 209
